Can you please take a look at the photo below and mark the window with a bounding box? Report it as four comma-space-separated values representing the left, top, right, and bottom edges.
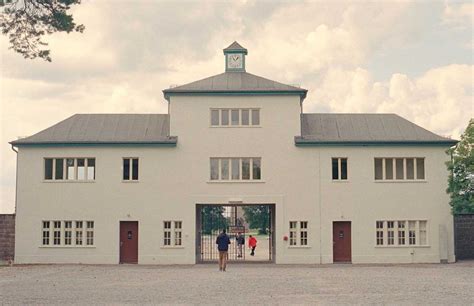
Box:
66, 158, 75, 180
241, 109, 249, 125
45, 159, 53, 180
251, 109, 260, 125
300, 221, 308, 246
241, 158, 250, 180
44, 158, 95, 181
419, 221, 427, 245
41, 220, 93, 247
75, 221, 83, 245
231, 158, 240, 180
53, 221, 61, 245
163, 221, 171, 246
375, 220, 428, 246
398, 221, 405, 245
231, 109, 239, 125
123, 158, 139, 181
408, 221, 416, 245
332, 158, 348, 180
289, 221, 297, 246
376, 221, 384, 245
211, 110, 219, 126
221, 109, 229, 126
64, 221, 72, 245
374, 158, 425, 181
86, 221, 94, 245
77, 159, 86, 180
210, 158, 262, 181
42, 221, 50, 245
210, 109, 260, 127
416, 158, 425, 179
289, 221, 309, 247
387, 221, 394, 245
174, 221, 182, 246
87, 159, 95, 180
55, 158, 64, 180
163, 221, 183, 247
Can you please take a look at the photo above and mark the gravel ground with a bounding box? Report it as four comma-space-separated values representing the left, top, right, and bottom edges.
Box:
1, 262, 473, 305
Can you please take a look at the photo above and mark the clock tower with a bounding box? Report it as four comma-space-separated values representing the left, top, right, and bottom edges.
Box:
223, 41, 247, 72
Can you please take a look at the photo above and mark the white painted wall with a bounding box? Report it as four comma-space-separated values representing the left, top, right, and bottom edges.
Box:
14, 94, 455, 264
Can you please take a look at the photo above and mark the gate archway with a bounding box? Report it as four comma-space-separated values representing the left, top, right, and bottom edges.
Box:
196, 204, 275, 263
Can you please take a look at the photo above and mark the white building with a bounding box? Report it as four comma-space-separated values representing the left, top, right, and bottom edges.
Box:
11, 42, 457, 265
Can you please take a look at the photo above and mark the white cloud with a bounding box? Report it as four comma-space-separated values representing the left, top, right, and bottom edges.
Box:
442, 2, 474, 28
305, 64, 473, 139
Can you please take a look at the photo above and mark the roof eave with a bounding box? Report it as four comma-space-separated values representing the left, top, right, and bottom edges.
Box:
294, 137, 458, 147
163, 90, 307, 101
10, 138, 178, 147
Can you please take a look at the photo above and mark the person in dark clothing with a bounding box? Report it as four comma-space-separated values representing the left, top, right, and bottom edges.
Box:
216, 229, 231, 271
236, 232, 245, 258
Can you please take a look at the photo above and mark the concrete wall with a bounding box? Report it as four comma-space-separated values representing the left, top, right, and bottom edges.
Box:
0, 214, 15, 261
13, 94, 455, 264
454, 214, 474, 260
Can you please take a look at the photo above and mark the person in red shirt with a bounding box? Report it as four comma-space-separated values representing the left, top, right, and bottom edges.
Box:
248, 235, 257, 256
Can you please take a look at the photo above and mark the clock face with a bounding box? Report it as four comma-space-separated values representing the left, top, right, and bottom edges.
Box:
227, 54, 243, 69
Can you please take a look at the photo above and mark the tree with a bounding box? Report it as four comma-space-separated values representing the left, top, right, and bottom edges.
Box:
0, 0, 84, 62
446, 119, 474, 214
201, 206, 228, 235
243, 205, 269, 234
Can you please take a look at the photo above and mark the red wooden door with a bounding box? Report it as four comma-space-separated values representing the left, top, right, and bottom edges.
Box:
120, 221, 138, 264
333, 221, 351, 262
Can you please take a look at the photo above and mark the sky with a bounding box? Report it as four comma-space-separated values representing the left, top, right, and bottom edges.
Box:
0, 0, 472, 213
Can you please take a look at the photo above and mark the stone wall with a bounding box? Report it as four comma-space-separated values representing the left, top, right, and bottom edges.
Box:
0, 214, 15, 262
454, 214, 474, 260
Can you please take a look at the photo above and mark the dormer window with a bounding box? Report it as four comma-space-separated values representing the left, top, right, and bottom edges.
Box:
210, 108, 260, 127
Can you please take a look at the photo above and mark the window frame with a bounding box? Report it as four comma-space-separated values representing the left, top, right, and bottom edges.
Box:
210, 108, 261, 127
374, 157, 426, 182
209, 157, 262, 182
288, 221, 310, 248
44, 158, 96, 182
162, 220, 183, 248
331, 157, 348, 181
40, 220, 94, 248
122, 157, 139, 182
374, 219, 429, 247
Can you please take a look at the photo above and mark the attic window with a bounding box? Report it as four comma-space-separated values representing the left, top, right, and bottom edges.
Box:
210, 108, 260, 127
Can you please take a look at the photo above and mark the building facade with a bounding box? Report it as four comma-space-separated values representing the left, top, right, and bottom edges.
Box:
11, 42, 457, 264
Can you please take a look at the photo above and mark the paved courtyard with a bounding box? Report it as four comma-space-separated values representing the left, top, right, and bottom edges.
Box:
1, 262, 473, 305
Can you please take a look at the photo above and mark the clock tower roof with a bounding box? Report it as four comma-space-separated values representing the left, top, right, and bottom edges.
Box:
163, 42, 307, 101
223, 41, 248, 55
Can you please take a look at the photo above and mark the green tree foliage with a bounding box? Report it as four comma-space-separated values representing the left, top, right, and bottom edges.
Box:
447, 119, 474, 214
243, 205, 269, 234
201, 206, 228, 235
0, 0, 84, 61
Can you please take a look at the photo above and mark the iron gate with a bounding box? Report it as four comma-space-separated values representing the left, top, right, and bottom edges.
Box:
196, 204, 275, 263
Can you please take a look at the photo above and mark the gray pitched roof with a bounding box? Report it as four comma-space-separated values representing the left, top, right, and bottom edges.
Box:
296, 113, 457, 146
11, 114, 177, 146
163, 72, 307, 99
223, 41, 248, 54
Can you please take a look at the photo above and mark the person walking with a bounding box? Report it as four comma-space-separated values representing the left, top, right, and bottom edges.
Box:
216, 229, 231, 271
248, 235, 257, 256
236, 232, 245, 258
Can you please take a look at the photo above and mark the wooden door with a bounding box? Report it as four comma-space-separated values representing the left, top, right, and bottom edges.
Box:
333, 221, 351, 263
120, 221, 138, 264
